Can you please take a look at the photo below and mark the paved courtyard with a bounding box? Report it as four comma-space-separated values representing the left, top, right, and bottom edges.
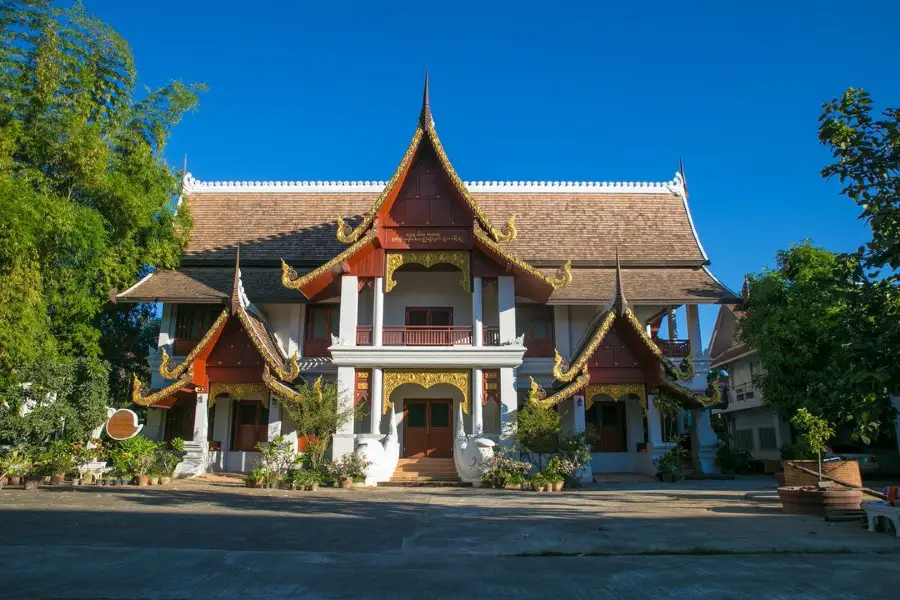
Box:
1, 476, 898, 599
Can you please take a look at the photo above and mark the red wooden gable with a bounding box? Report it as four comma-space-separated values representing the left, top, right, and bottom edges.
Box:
204, 318, 265, 383
587, 322, 663, 387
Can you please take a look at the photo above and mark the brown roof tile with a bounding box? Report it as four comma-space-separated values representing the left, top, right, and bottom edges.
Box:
180, 190, 706, 265
545, 267, 739, 304
116, 268, 305, 303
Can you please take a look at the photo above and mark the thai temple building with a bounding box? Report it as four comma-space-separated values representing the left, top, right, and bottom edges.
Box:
116, 76, 739, 482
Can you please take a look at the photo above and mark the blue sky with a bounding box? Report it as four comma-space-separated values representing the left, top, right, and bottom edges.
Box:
88, 1, 899, 342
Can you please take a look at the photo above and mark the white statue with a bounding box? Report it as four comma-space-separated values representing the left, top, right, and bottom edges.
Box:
453, 402, 495, 485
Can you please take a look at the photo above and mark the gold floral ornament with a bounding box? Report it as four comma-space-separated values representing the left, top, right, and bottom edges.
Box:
209, 382, 269, 405
382, 369, 470, 415
474, 230, 572, 289
281, 229, 379, 295
131, 366, 194, 407
584, 383, 646, 410
552, 311, 616, 382
384, 250, 470, 293
159, 309, 230, 380
234, 306, 300, 381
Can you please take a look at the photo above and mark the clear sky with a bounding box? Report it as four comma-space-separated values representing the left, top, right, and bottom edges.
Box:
87, 1, 899, 343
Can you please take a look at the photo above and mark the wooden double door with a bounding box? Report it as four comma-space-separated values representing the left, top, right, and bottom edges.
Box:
403, 399, 453, 458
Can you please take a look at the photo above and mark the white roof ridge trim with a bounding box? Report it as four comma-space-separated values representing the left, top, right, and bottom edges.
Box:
183, 172, 685, 196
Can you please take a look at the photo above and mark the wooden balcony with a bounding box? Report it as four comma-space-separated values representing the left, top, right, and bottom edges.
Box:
384, 326, 473, 346
482, 326, 500, 346
356, 326, 373, 346
654, 339, 691, 358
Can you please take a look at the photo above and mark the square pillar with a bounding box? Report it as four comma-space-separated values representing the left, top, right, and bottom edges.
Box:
297, 304, 307, 357
572, 394, 592, 483
685, 304, 702, 359
472, 277, 483, 347
472, 367, 483, 435
693, 408, 719, 473
193, 393, 209, 442
373, 276, 384, 347
553, 306, 571, 360
267, 393, 282, 442
498, 276, 516, 343
158, 303, 176, 350
499, 367, 517, 450
370, 367, 383, 435
339, 275, 359, 346
333, 366, 356, 458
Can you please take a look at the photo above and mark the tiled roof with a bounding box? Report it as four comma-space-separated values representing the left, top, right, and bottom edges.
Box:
546, 267, 739, 304
710, 343, 754, 369
180, 189, 707, 265
116, 268, 305, 303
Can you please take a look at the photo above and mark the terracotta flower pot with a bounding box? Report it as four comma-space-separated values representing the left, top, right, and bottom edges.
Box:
137, 475, 149, 487
553, 481, 564, 492
10, 475, 21, 487
777, 486, 863, 516
340, 479, 353, 489
149, 477, 160, 486
0, 475, 7, 487
24, 476, 41, 490
51, 473, 65, 485
310, 483, 320, 492
160, 476, 171, 485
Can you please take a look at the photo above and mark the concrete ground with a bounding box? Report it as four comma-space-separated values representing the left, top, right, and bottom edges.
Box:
1, 476, 898, 599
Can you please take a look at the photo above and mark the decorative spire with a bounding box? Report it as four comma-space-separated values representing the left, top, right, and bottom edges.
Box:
741, 275, 751, 300
610, 246, 628, 316
231, 244, 242, 314
420, 69, 432, 125
679, 157, 688, 200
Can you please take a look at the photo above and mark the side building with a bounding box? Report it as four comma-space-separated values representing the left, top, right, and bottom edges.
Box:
115, 78, 740, 481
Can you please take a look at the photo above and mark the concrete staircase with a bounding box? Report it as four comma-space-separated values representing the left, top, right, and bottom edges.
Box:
387, 458, 462, 485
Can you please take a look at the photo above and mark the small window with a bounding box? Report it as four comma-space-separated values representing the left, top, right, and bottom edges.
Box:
758, 427, 777, 450
734, 429, 754, 450
407, 403, 426, 427
306, 306, 339, 340
430, 402, 450, 428
405, 307, 453, 327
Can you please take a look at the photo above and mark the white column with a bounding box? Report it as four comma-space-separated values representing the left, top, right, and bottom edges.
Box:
339, 275, 359, 346
333, 366, 356, 458
498, 276, 516, 343
572, 394, 591, 483
472, 368, 483, 435
694, 408, 719, 473
159, 303, 176, 350
370, 367, 383, 435
891, 396, 900, 453
267, 394, 282, 441
297, 304, 307, 357
553, 305, 571, 360
373, 276, 384, 347
213, 399, 232, 453
499, 367, 517, 451
192, 393, 209, 442
685, 304, 702, 359
472, 277, 483, 347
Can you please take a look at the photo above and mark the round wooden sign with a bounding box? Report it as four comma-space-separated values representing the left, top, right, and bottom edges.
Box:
105, 408, 143, 440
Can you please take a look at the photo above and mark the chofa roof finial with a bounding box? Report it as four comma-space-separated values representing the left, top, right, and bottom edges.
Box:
612, 246, 628, 316
420, 68, 432, 125
231, 244, 242, 314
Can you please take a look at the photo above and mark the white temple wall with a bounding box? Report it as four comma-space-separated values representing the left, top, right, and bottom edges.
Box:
382, 272, 473, 327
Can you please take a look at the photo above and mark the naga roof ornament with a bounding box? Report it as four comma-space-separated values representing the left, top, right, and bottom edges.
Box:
334, 73, 517, 245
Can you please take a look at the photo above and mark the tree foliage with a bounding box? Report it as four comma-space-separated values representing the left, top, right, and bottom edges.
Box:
0, 2, 201, 410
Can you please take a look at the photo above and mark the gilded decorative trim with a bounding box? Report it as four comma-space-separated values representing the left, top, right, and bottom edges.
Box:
620, 306, 681, 379
655, 380, 720, 410
585, 383, 646, 409
382, 369, 470, 415
159, 309, 229, 380
533, 372, 591, 408
281, 229, 379, 295
474, 229, 572, 289
552, 311, 616, 382
384, 250, 470, 293
209, 382, 269, 405
425, 124, 517, 242
335, 128, 424, 243
235, 306, 300, 381
333, 122, 518, 246
131, 366, 194, 407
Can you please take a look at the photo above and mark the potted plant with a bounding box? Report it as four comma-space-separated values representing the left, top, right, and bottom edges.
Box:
477, 447, 532, 489
115, 436, 157, 487
531, 473, 547, 492
5, 448, 30, 487
38, 440, 74, 485
654, 446, 683, 483
544, 456, 566, 492
330, 451, 371, 489
245, 468, 266, 488
777, 409, 863, 515
290, 470, 320, 491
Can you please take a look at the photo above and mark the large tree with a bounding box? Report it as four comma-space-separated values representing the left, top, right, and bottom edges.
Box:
0, 1, 201, 437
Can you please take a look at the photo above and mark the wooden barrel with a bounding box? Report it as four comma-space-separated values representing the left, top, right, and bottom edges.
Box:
777, 487, 863, 515
783, 460, 862, 488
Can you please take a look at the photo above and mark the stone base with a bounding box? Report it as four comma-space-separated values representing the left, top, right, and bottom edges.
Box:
175, 441, 209, 477
696, 445, 719, 474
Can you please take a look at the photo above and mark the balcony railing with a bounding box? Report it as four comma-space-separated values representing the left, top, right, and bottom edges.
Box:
356, 326, 373, 346
482, 326, 500, 346
384, 326, 472, 346
654, 339, 691, 358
